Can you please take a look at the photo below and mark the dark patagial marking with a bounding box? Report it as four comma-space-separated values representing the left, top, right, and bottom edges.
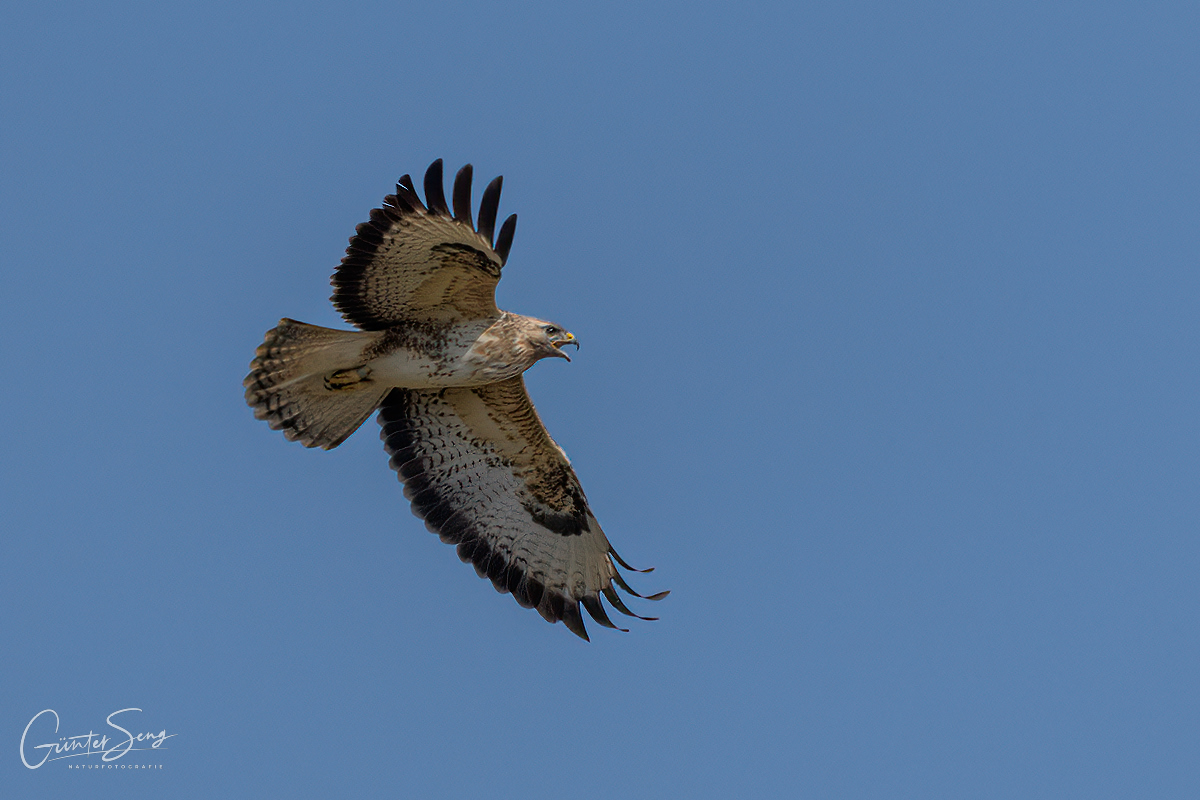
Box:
524, 502, 588, 536
431, 242, 501, 279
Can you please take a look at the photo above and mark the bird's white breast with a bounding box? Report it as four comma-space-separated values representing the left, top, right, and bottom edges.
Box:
364, 322, 524, 389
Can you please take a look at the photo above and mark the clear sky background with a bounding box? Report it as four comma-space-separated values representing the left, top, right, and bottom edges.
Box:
2, 1, 1197, 797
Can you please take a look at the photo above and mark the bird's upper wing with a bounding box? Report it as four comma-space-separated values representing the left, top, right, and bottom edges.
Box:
331, 159, 517, 329
377, 377, 666, 640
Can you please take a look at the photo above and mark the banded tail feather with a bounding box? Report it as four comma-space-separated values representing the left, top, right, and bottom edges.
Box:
244, 319, 388, 449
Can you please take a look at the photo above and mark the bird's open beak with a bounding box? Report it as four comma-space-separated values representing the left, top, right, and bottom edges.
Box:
551, 332, 579, 361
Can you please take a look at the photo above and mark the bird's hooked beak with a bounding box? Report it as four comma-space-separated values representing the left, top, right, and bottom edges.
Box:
549, 330, 579, 361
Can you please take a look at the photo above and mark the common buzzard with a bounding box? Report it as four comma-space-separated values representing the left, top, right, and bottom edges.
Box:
244, 160, 666, 639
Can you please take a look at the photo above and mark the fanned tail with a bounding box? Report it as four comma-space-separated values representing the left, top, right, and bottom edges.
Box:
244, 319, 388, 449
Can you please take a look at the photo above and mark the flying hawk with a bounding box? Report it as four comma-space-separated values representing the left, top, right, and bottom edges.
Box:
244, 159, 666, 640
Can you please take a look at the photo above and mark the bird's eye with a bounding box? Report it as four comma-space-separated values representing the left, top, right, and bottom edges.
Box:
545, 326, 559, 335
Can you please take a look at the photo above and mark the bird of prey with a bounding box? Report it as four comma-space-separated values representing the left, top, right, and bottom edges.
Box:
244, 159, 666, 640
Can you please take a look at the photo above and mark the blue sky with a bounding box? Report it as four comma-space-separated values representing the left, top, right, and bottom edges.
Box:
2, 1, 1197, 797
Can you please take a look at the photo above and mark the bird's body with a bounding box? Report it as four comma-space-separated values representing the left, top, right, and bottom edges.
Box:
244, 160, 664, 639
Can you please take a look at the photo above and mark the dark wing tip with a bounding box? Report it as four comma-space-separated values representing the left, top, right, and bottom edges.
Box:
424, 158, 449, 216
452, 164, 474, 226
560, 601, 591, 641
613, 569, 663, 600
582, 594, 628, 632
603, 586, 659, 622
495, 213, 517, 264
608, 554, 669, 614
610, 545, 656, 573
394, 163, 512, 262
477, 175, 503, 245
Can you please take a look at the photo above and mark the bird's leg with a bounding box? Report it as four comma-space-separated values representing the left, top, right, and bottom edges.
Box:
324, 365, 373, 390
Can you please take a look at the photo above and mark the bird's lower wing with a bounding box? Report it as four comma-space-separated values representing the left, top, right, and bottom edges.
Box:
377, 377, 665, 640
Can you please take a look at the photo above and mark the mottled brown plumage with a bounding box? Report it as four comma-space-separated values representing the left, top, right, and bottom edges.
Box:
244, 160, 665, 639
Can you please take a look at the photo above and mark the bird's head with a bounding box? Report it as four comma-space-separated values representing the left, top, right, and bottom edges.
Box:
523, 317, 579, 362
